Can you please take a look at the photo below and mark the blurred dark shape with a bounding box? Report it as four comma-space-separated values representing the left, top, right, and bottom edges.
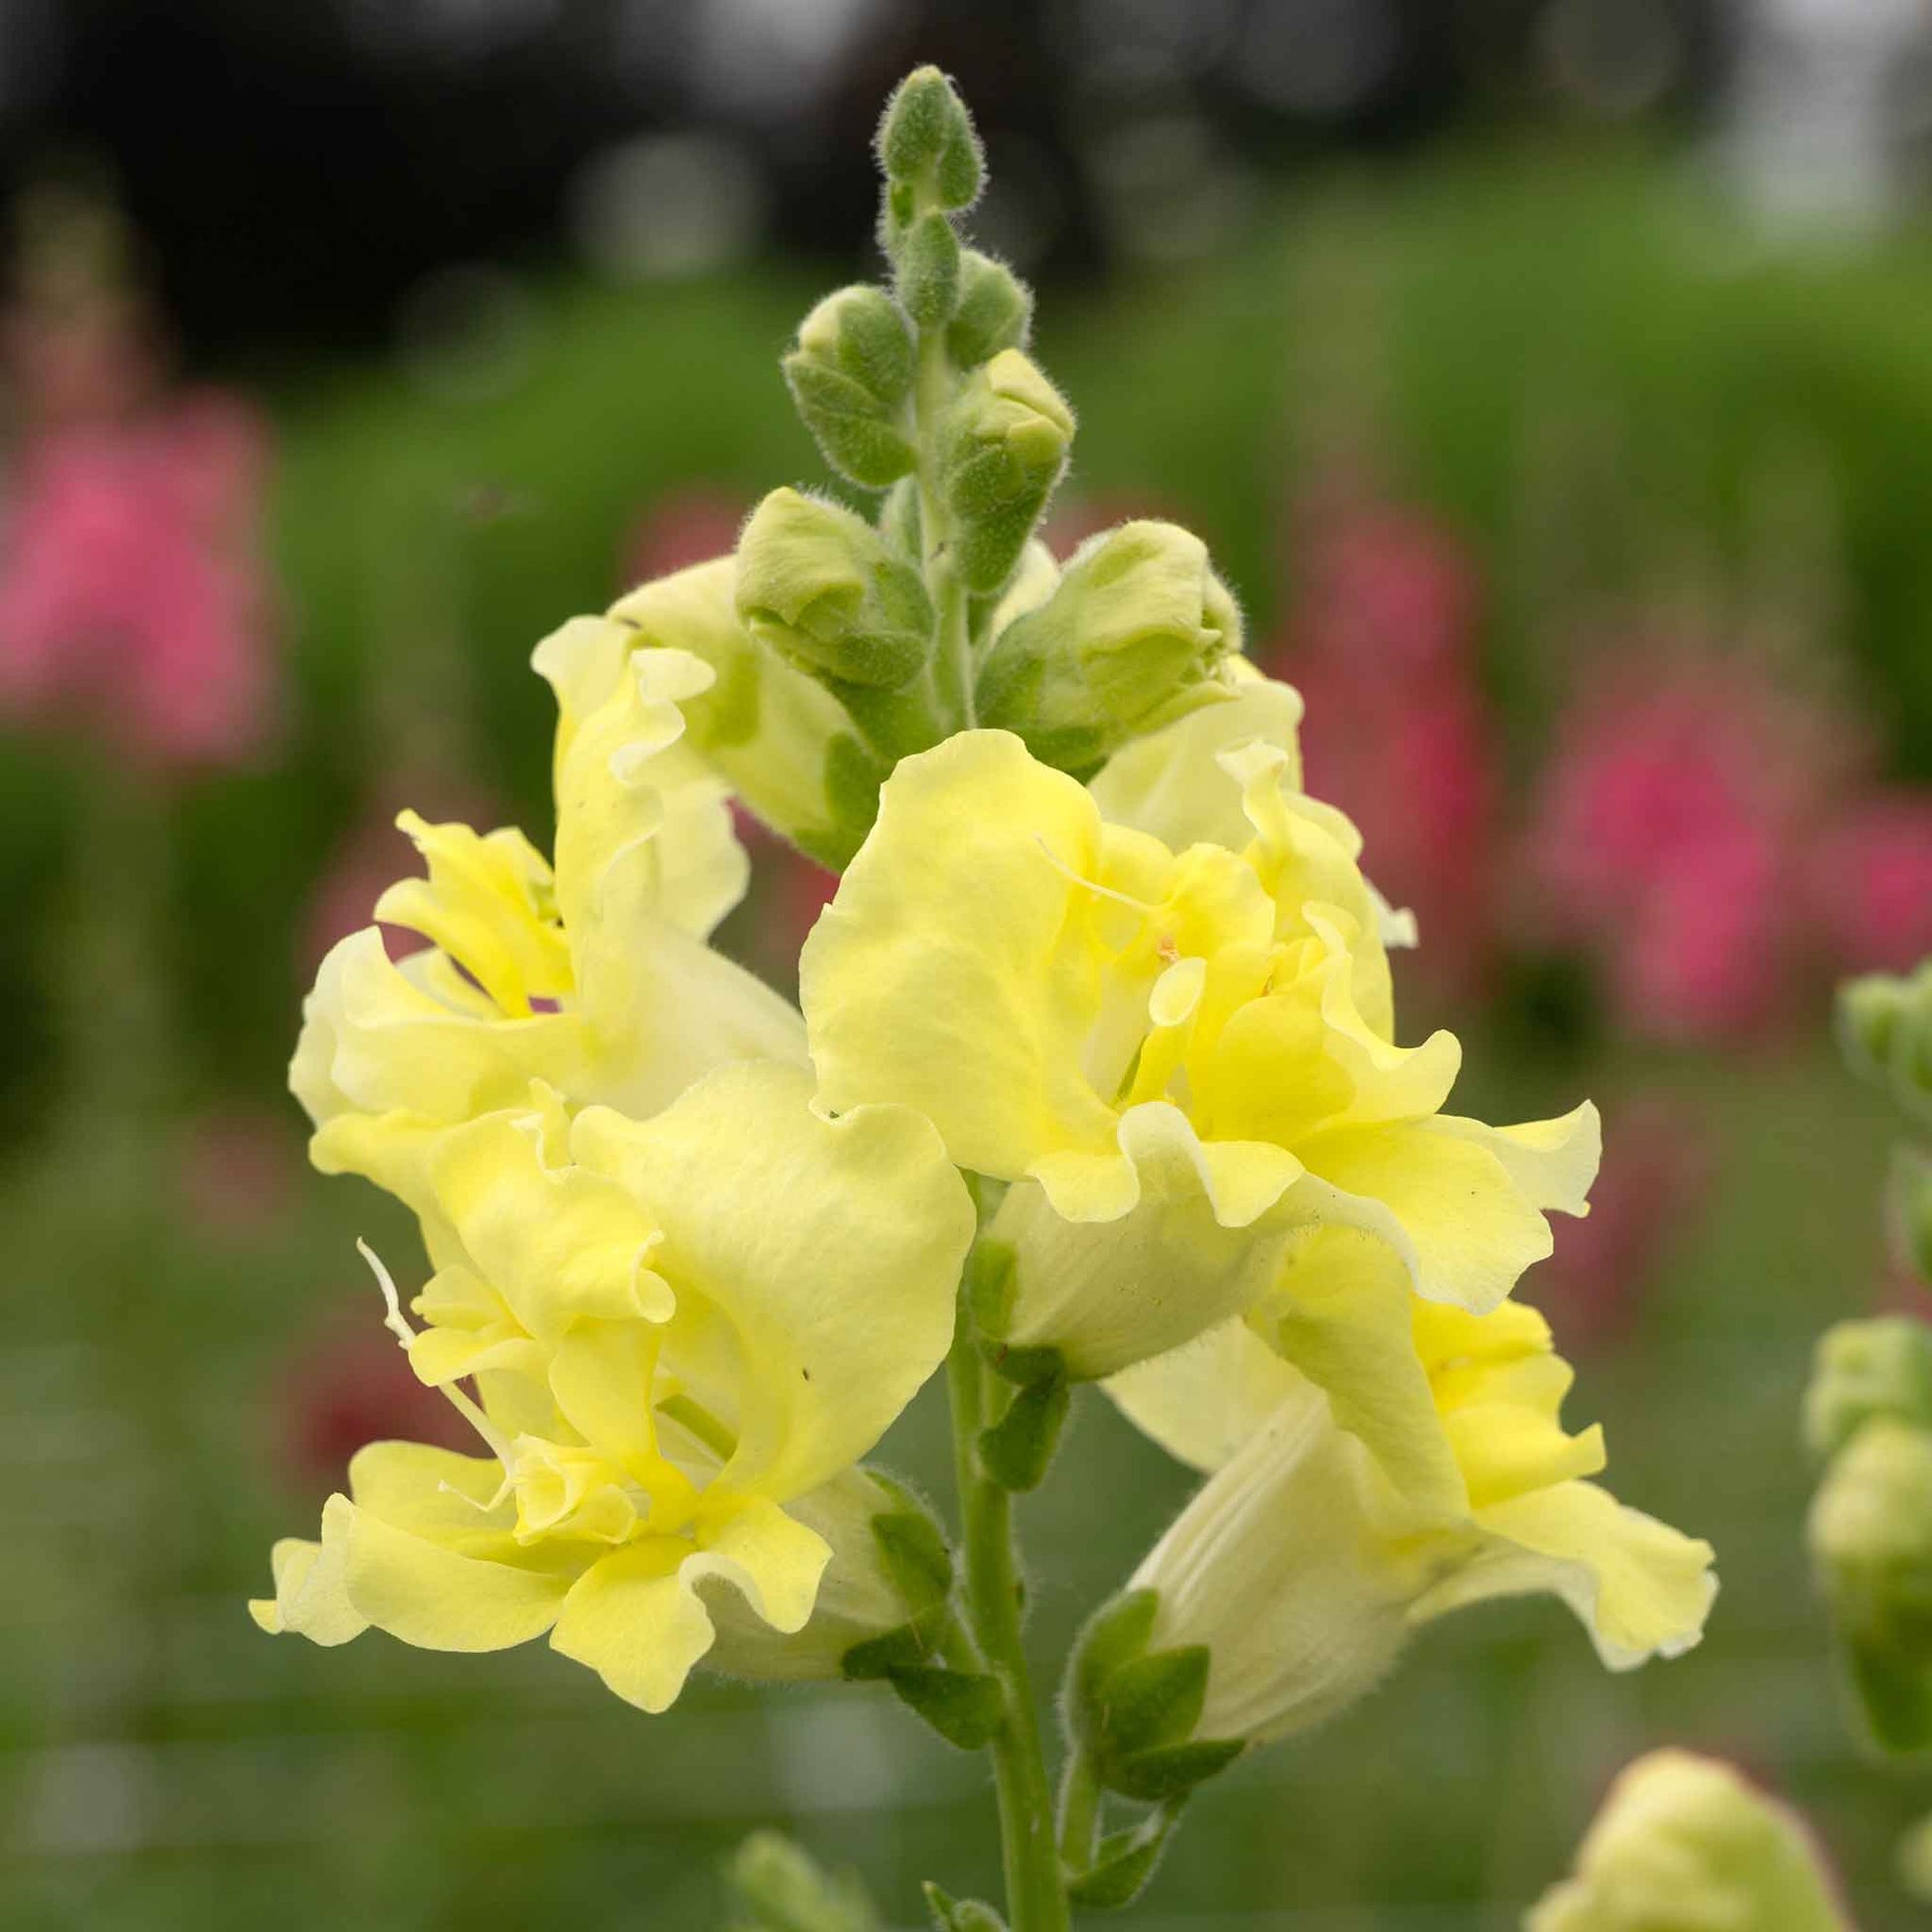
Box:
569, 129, 767, 282
174, 1103, 302, 1249
0, 177, 278, 770
1531, 1092, 1713, 1350
282, 1310, 475, 1492
395, 260, 537, 404
1537, 0, 1686, 120
1267, 483, 1499, 1002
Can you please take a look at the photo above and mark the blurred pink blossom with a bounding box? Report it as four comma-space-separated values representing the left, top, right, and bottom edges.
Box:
1522, 645, 1857, 1043
1268, 500, 1498, 997
621, 483, 747, 589
1807, 790, 1932, 976
0, 392, 277, 768
282, 1315, 473, 1492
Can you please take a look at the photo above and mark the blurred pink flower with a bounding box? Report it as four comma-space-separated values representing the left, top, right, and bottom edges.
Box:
0, 392, 277, 769
1268, 500, 1498, 996
1532, 1095, 1713, 1348
282, 1315, 472, 1492
1523, 645, 1854, 1043
1808, 790, 1932, 976
621, 483, 747, 589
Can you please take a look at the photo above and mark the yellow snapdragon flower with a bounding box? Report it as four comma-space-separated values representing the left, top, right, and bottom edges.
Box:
291, 626, 805, 1200
254, 1061, 974, 1712
1529, 1750, 1850, 1932
1111, 1229, 1715, 1742
801, 695, 1595, 1377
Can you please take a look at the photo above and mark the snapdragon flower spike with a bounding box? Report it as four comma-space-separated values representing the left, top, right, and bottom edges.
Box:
1106, 1228, 1715, 1746
291, 627, 805, 1202
1528, 1750, 1851, 1932
253, 1062, 974, 1713
801, 681, 1595, 1380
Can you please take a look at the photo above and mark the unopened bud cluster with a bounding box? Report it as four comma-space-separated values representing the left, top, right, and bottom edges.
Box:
1807, 1314, 1932, 1752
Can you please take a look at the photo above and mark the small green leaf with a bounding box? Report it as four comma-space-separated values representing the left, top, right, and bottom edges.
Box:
977, 1374, 1068, 1492
888, 1665, 1005, 1750
921, 1881, 1006, 1930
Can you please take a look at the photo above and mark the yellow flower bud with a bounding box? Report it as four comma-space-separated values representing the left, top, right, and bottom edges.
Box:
1528, 1750, 1850, 1932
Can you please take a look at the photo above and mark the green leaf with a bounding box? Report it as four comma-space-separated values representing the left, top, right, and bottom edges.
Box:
921, 1881, 1006, 1930
1108, 1737, 1245, 1805
977, 1374, 1068, 1492
888, 1665, 1005, 1750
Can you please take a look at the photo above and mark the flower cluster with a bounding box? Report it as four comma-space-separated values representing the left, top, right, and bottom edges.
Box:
254, 71, 1715, 1903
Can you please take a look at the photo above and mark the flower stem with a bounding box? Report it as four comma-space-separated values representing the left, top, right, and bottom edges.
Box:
947, 1275, 1068, 1932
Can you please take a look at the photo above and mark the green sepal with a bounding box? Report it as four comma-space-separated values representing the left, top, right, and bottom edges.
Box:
725, 1830, 883, 1932
896, 211, 961, 329
984, 1342, 1064, 1389
948, 251, 1032, 366
1844, 1636, 1932, 1756
782, 356, 915, 489
867, 1476, 955, 1642
1067, 1589, 1161, 1752
816, 733, 891, 868
840, 1624, 929, 1682
1064, 1810, 1180, 1911
887, 1664, 1005, 1750
965, 1238, 1018, 1336
1106, 1738, 1245, 1805
922, 1882, 1005, 1931
1096, 1645, 1210, 1759
978, 1373, 1068, 1492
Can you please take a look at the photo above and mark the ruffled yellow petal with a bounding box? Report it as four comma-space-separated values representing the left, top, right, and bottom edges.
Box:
572, 1059, 972, 1502
801, 729, 1119, 1178
1413, 1479, 1718, 1668
248, 1512, 366, 1646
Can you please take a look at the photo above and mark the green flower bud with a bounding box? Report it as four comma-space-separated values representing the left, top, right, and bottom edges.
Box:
975, 521, 1242, 778
937, 349, 1075, 596
1810, 1417, 1932, 1752
610, 558, 885, 870
878, 476, 923, 562
895, 209, 960, 329
1528, 1750, 1850, 1932
1806, 1316, 1932, 1462
947, 250, 1033, 366
783, 286, 916, 488
727, 1830, 883, 1932
1839, 961, 1932, 1120
735, 487, 932, 690
876, 66, 983, 210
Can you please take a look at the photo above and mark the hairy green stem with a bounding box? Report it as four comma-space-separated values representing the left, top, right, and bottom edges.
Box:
947, 1276, 1068, 1931
912, 322, 975, 733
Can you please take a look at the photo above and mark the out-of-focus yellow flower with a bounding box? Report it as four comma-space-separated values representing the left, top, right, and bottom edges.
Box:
291, 630, 805, 1200
254, 1061, 974, 1713
1528, 1750, 1850, 1932
801, 712, 1594, 1378
1112, 1230, 1715, 1743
